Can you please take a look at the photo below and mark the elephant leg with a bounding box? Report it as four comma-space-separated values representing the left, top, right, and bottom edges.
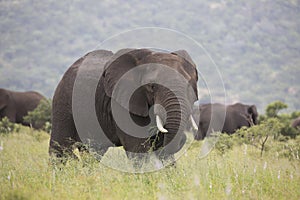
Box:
194, 131, 203, 140
49, 114, 80, 160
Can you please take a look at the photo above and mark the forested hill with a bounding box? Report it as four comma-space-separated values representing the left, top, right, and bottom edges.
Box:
0, 0, 299, 112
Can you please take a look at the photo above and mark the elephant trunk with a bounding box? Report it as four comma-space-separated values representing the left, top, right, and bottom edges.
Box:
156, 88, 190, 159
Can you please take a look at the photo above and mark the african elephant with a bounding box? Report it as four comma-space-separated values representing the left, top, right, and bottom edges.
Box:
193, 103, 258, 140
49, 48, 198, 165
291, 117, 300, 129
0, 88, 45, 128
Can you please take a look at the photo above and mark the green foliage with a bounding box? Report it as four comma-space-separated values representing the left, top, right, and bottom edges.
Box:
235, 118, 283, 156
291, 111, 300, 119
259, 101, 300, 138
23, 99, 52, 132
215, 101, 300, 157
234, 119, 275, 156
1, 129, 300, 199
265, 101, 288, 118
214, 133, 234, 155
0, 117, 20, 134
279, 115, 300, 138
278, 136, 300, 161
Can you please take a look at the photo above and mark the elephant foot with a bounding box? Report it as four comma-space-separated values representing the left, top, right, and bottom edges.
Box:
48, 140, 79, 164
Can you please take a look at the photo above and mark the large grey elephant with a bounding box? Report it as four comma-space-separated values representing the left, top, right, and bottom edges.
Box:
49, 48, 198, 165
193, 103, 258, 140
0, 88, 45, 128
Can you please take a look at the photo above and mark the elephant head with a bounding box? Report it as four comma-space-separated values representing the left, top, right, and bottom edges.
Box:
246, 104, 258, 126
230, 103, 257, 125
102, 49, 198, 157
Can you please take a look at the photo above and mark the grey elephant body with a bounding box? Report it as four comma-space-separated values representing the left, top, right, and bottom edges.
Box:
49, 49, 198, 163
291, 117, 300, 129
193, 103, 258, 140
0, 88, 45, 128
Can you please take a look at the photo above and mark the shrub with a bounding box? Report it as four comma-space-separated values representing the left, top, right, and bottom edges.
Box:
260, 101, 300, 138
235, 118, 282, 156
0, 117, 20, 134
214, 133, 234, 155
277, 136, 300, 161
265, 101, 288, 118
23, 99, 52, 132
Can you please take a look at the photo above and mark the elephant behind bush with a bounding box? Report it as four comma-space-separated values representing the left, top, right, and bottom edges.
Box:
0, 88, 46, 129
193, 103, 258, 140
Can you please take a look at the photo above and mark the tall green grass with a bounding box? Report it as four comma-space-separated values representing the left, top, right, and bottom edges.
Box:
0, 127, 299, 200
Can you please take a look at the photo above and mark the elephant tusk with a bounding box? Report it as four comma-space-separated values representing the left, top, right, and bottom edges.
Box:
190, 115, 198, 131
156, 115, 168, 133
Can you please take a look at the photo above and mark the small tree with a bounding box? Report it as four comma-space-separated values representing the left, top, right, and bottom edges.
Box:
214, 133, 234, 155
280, 136, 300, 160
23, 99, 52, 132
260, 101, 300, 138
265, 101, 288, 118
291, 111, 300, 119
236, 118, 282, 157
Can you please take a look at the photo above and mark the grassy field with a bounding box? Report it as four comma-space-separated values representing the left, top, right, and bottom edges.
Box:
0, 127, 299, 200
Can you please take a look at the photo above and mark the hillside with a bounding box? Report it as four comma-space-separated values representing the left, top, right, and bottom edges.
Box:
0, 0, 299, 112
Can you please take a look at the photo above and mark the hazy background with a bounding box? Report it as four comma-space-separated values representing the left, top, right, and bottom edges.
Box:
0, 0, 299, 112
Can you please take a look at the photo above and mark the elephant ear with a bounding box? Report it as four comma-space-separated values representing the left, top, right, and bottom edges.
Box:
103, 49, 153, 117
171, 50, 198, 103
248, 105, 258, 125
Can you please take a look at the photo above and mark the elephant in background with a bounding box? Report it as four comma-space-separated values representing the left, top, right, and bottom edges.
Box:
49, 48, 199, 165
193, 103, 258, 140
291, 117, 300, 129
0, 88, 46, 129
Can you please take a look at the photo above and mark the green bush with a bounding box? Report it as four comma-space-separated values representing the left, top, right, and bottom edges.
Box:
213, 102, 300, 156
291, 111, 300, 119
0, 117, 20, 134
276, 136, 300, 161
235, 118, 282, 156
265, 101, 288, 118
259, 101, 300, 138
214, 133, 234, 155
23, 99, 52, 132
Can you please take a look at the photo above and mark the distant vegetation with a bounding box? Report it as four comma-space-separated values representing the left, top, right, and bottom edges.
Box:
0, 0, 299, 113
23, 99, 52, 133
212, 101, 300, 156
0, 117, 20, 134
